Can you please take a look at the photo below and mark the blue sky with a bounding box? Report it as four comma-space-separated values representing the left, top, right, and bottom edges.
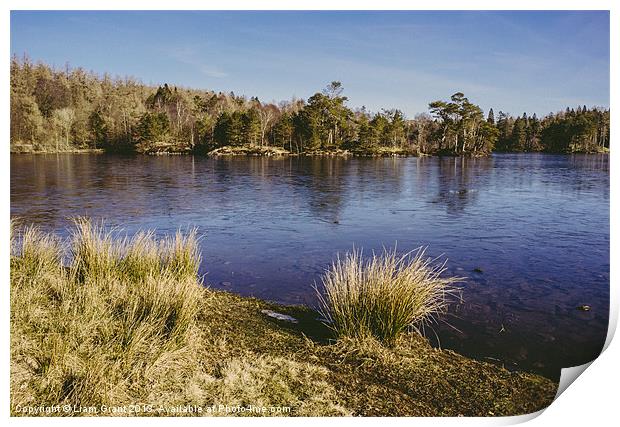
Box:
11, 10, 609, 117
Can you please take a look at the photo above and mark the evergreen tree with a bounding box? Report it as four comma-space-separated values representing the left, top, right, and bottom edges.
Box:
134, 112, 170, 152
487, 108, 495, 125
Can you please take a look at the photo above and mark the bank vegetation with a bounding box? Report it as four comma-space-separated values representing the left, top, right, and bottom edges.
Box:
11, 220, 557, 416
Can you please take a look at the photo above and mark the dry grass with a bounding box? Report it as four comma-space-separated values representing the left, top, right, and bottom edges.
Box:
10, 220, 350, 417
202, 355, 350, 416
316, 247, 461, 345
13, 224, 63, 279
10, 222, 557, 417
11, 220, 204, 411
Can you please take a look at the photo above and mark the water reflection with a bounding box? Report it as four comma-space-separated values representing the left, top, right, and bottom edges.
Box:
297, 157, 348, 224
431, 157, 493, 215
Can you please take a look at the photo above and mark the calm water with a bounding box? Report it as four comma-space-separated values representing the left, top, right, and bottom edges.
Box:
10, 153, 609, 379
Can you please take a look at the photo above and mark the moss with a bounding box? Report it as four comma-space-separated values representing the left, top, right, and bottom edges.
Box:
191, 291, 556, 416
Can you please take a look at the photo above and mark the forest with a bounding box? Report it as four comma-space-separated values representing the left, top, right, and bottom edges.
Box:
10, 56, 610, 156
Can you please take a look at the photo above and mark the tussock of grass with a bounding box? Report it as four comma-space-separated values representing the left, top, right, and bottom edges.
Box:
71, 218, 120, 282
71, 218, 201, 283
11, 220, 204, 410
160, 230, 202, 281
13, 225, 63, 278
11, 222, 557, 417
316, 247, 460, 344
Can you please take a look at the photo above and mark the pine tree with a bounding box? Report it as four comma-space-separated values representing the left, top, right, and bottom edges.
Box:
487, 108, 495, 125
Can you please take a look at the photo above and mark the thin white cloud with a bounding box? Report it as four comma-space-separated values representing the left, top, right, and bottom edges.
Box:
197, 64, 227, 78
168, 46, 228, 78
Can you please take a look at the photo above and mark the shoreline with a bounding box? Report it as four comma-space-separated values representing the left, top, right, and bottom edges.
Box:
9, 145, 609, 157
10, 147, 106, 155
12, 278, 559, 416
11, 223, 558, 416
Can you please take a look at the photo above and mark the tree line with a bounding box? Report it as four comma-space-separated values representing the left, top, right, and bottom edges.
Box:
10, 56, 610, 155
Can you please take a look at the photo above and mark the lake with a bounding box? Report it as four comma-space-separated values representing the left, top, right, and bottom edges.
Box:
10, 153, 609, 379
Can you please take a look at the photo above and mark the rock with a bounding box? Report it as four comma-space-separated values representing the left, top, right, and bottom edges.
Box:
577, 305, 591, 311
261, 309, 298, 323
473, 267, 484, 273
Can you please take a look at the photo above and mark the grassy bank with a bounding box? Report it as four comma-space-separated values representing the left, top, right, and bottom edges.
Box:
10, 221, 557, 417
